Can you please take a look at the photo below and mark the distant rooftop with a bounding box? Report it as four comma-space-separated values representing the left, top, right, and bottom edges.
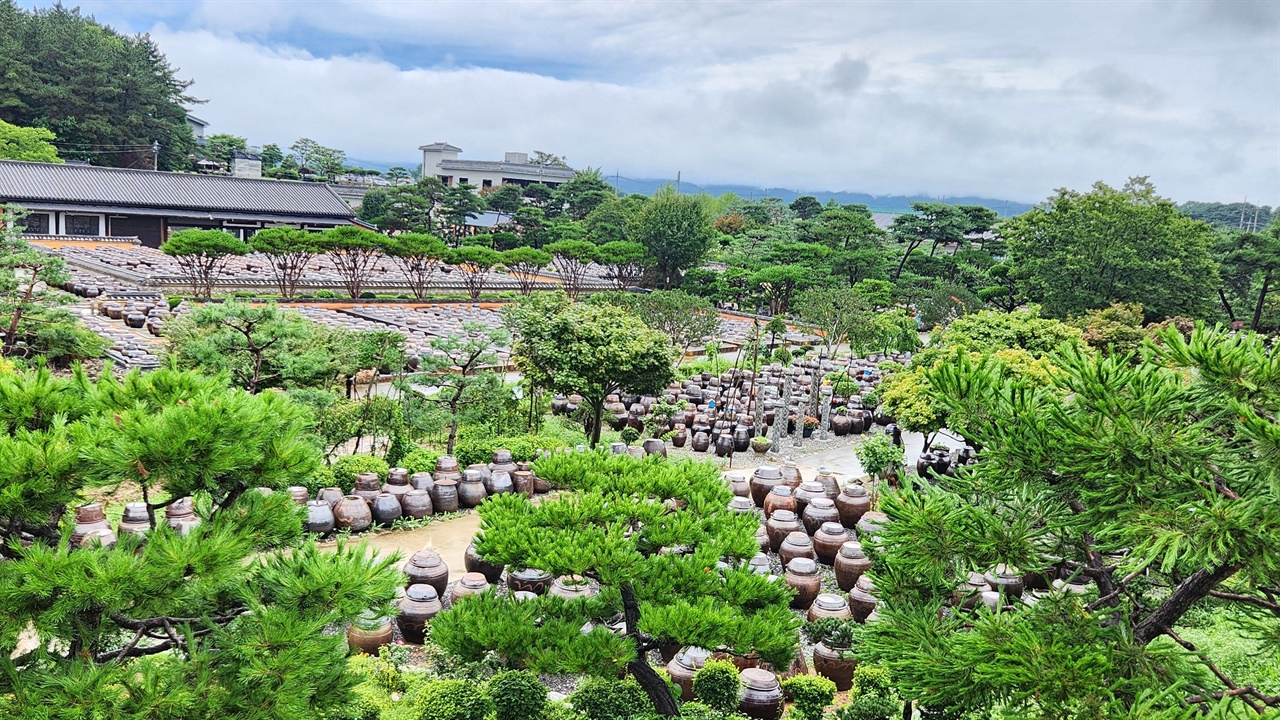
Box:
418, 142, 463, 152
438, 159, 576, 179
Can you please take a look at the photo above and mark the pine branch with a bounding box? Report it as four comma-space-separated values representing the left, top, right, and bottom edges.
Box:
1163, 628, 1262, 714
1208, 590, 1280, 614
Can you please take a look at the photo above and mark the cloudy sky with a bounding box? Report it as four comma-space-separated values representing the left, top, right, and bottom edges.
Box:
41, 0, 1280, 204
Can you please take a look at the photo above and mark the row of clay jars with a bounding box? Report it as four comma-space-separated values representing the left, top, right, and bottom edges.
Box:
834, 541, 873, 591
396, 583, 443, 644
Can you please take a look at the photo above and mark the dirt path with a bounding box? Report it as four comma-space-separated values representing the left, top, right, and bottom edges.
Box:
321, 511, 484, 582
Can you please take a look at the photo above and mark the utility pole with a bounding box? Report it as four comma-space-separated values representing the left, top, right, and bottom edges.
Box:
151, 141, 160, 171
615, 169, 619, 195
676, 170, 681, 194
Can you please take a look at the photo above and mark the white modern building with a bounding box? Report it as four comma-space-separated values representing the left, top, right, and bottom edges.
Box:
418, 142, 577, 189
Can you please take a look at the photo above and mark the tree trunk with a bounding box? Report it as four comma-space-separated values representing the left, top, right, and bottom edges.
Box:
1133, 563, 1240, 645
589, 399, 604, 449
1218, 288, 1237, 322
1251, 268, 1271, 331
620, 583, 680, 716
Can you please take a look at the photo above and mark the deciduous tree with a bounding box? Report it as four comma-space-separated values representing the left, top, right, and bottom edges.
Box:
249, 227, 318, 299
628, 189, 714, 289
160, 228, 248, 298
384, 232, 448, 300
0, 118, 61, 162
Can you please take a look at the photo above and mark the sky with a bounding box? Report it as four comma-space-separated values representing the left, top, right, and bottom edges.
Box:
36, 0, 1280, 204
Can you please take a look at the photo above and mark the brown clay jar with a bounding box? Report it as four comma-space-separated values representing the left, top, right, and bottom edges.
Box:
409, 472, 434, 492
450, 572, 491, 604
762, 485, 796, 519
71, 503, 110, 547
807, 592, 853, 621
779, 460, 802, 490
386, 467, 409, 485
812, 522, 850, 565
666, 646, 710, 701
985, 564, 1024, 599
396, 584, 443, 644
353, 473, 381, 503
463, 542, 505, 584
512, 470, 535, 497
487, 470, 514, 496
855, 510, 889, 541
750, 466, 784, 507
430, 478, 459, 512
778, 531, 816, 566
507, 567, 553, 595
333, 495, 372, 532
489, 449, 517, 475
164, 497, 199, 533
434, 456, 462, 483
317, 486, 344, 508
793, 481, 825, 518
724, 471, 751, 498
814, 467, 840, 499
369, 493, 402, 525
729, 496, 757, 515
548, 574, 593, 600
457, 470, 488, 508
287, 486, 310, 504
117, 502, 151, 539
747, 553, 772, 576
849, 577, 879, 622
834, 484, 871, 528
347, 611, 393, 654
305, 500, 335, 535
765, 510, 802, 553
738, 668, 784, 720
784, 557, 821, 610
400, 489, 433, 519
834, 541, 873, 591
402, 548, 450, 595
755, 524, 771, 553
802, 498, 840, 535
812, 642, 857, 691
955, 571, 989, 609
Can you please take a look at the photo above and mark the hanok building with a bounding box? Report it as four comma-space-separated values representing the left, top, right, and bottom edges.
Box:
419, 142, 576, 190
0, 159, 356, 248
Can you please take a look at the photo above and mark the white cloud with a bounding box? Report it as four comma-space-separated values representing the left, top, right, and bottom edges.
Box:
98, 0, 1280, 204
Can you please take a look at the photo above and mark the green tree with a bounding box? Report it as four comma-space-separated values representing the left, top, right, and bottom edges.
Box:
0, 2, 197, 170
595, 240, 650, 290
384, 232, 448, 300
888, 202, 969, 279
1004, 178, 1220, 321
259, 143, 283, 169
315, 225, 387, 298
447, 245, 503, 300
863, 327, 1280, 717
1214, 221, 1280, 331
249, 227, 319, 299
590, 290, 720, 357
501, 247, 552, 296
432, 451, 800, 715
202, 133, 247, 166
405, 321, 509, 453
0, 118, 61, 162
789, 195, 823, 220
551, 169, 616, 220
504, 294, 676, 447
793, 286, 871, 355
484, 183, 524, 223
751, 264, 810, 315
384, 166, 410, 184
160, 228, 248, 298
365, 179, 446, 234
585, 195, 646, 245
440, 183, 486, 243
546, 239, 598, 298
628, 189, 715, 289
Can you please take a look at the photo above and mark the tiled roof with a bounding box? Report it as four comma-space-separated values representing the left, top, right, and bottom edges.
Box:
419, 142, 463, 152
0, 160, 354, 218
438, 159, 576, 179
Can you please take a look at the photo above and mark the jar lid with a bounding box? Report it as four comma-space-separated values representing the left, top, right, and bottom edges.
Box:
842, 484, 867, 497
375, 492, 395, 500
306, 500, 329, 508
809, 498, 836, 509
814, 593, 849, 611
856, 575, 876, 592
723, 471, 746, 483
754, 466, 782, 480
410, 549, 443, 566
676, 646, 710, 669
784, 531, 812, 547
512, 591, 538, 602
513, 567, 552, 580
729, 497, 755, 511
787, 557, 818, 575
434, 477, 458, 487
460, 572, 489, 589
406, 584, 439, 602
839, 541, 865, 558
405, 489, 429, 497
770, 509, 798, 523
556, 574, 588, 588
740, 668, 779, 690
768, 486, 793, 497
819, 522, 847, 536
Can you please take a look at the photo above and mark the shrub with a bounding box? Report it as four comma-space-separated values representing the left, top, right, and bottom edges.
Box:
854, 434, 903, 481
832, 695, 899, 720
400, 446, 441, 475
781, 675, 836, 720
568, 677, 650, 720
620, 427, 640, 446
411, 678, 493, 720
315, 289, 338, 299
301, 464, 337, 497
452, 434, 564, 467
167, 296, 182, 310
691, 659, 740, 714
677, 702, 741, 720
772, 346, 793, 366
488, 670, 546, 720
332, 454, 389, 491
852, 664, 893, 699
359, 291, 378, 299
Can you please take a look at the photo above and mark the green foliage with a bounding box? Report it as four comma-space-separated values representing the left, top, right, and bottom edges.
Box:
691, 659, 740, 714
568, 677, 651, 720
928, 307, 1083, 359
589, 290, 720, 354
0, 118, 61, 162
410, 678, 493, 720
400, 446, 441, 475
332, 454, 389, 490
677, 702, 746, 720
876, 366, 942, 436
851, 665, 893, 699
452, 434, 562, 467
854, 434, 902, 480
316, 226, 388, 299
596, 240, 651, 290
1070, 301, 1148, 356
781, 674, 836, 720
620, 426, 641, 446
772, 346, 793, 366
160, 229, 249, 298
250, 228, 320, 299
448, 245, 504, 300
832, 695, 899, 720
488, 670, 548, 720
803, 617, 863, 651
502, 246, 553, 296
628, 189, 715, 289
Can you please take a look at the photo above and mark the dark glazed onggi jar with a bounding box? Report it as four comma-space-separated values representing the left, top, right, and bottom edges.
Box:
834, 484, 871, 528
737, 668, 783, 719
812, 522, 850, 565
395, 583, 442, 644
402, 548, 449, 595
784, 557, 821, 610
507, 567, 553, 595
778, 531, 816, 566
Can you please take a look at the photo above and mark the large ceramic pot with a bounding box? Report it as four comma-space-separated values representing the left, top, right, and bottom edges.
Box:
750, 466, 785, 507
641, 438, 667, 457
954, 571, 988, 609
409, 472, 434, 492
347, 611, 393, 654
396, 584, 443, 644
430, 478, 459, 513
507, 567, 553, 595
466, 463, 492, 488
779, 460, 802, 490
750, 436, 773, 455
732, 425, 752, 452
117, 502, 151, 539
71, 503, 112, 547
512, 470, 535, 497
778, 531, 817, 566
849, 579, 879, 622
400, 489, 433, 519
829, 414, 852, 436
729, 496, 757, 515
381, 469, 411, 502
813, 522, 850, 565
834, 484, 871, 529
738, 668, 784, 720
812, 642, 857, 691
464, 542, 504, 583
165, 497, 201, 535
849, 411, 866, 435
834, 541, 873, 591
434, 456, 462, 484
333, 496, 373, 532
765, 510, 802, 553
671, 427, 688, 448
855, 511, 889, 542
762, 486, 796, 519
802, 498, 840, 535
985, 564, 1024, 599
305, 500, 336, 535
353, 473, 381, 504
793, 481, 825, 518
784, 557, 822, 610
755, 524, 771, 553
317, 486, 345, 508
369, 493, 403, 526
287, 486, 310, 504
814, 468, 840, 499
747, 553, 772, 576
489, 449, 517, 475
715, 433, 736, 456
724, 471, 751, 498
548, 574, 593, 600
807, 592, 852, 621
458, 470, 488, 508
690, 431, 710, 452
450, 572, 491, 604
666, 646, 710, 701
402, 549, 450, 595
487, 470, 514, 496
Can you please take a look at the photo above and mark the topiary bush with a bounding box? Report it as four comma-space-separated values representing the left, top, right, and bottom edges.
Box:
619, 426, 640, 446
452, 434, 564, 467
691, 659, 740, 714
400, 446, 441, 475
332, 454, 389, 492
411, 678, 493, 720
851, 664, 893, 699
488, 670, 546, 720
832, 695, 899, 720
677, 702, 743, 720
315, 289, 337, 299
568, 677, 650, 720
781, 674, 836, 720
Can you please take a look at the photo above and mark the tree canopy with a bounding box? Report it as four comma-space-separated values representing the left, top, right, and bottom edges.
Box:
0, 118, 61, 162
628, 190, 715, 289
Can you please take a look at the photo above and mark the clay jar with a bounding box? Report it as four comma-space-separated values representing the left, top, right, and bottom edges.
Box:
738, 668, 784, 720
400, 489, 433, 519
779, 460, 802, 490
287, 486, 310, 504
642, 438, 667, 457
691, 431, 710, 452
729, 496, 757, 515
507, 567, 553, 595
856, 511, 889, 542
305, 500, 336, 535
747, 553, 772, 576
784, 557, 821, 610
369, 493, 403, 526
450, 572, 491, 604
433, 456, 462, 483
667, 646, 711, 701
954, 571, 988, 609
409, 472, 434, 492
117, 502, 151, 539
985, 564, 1024, 599
457, 469, 488, 508
347, 611, 393, 654
512, 470, 536, 497
463, 542, 505, 584
489, 449, 517, 475
549, 574, 593, 600
165, 497, 200, 535
430, 478, 459, 513
402, 548, 450, 595
755, 524, 771, 553
834, 541, 873, 591
814, 467, 840, 499
765, 510, 802, 553
750, 466, 785, 507
802, 498, 840, 535
813, 642, 857, 691
793, 481, 825, 518
487, 470, 514, 496
353, 473, 381, 504
333, 496, 373, 532
724, 471, 751, 498
466, 463, 492, 489
395, 584, 443, 644
317, 487, 345, 508
807, 593, 853, 622
381, 468, 411, 501
762, 485, 796, 519
834, 484, 871, 529
778, 531, 817, 566
813, 522, 850, 565
849, 576, 879, 622
72, 503, 116, 548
